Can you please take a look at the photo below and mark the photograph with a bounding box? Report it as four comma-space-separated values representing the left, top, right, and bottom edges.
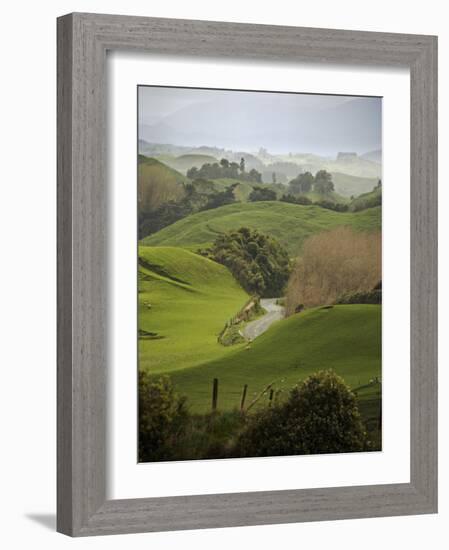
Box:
137, 85, 382, 463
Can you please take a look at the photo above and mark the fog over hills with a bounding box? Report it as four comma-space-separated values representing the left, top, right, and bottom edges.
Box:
361, 149, 382, 163
139, 86, 382, 157
138, 138, 381, 195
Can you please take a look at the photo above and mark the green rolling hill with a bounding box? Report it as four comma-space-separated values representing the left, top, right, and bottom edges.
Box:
138, 156, 188, 214
160, 153, 218, 174
349, 185, 382, 211
141, 201, 381, 256
138, 246, 249, 374
331, 172, 379, 198
169, 304, 381, 414
139, 246, 381, 425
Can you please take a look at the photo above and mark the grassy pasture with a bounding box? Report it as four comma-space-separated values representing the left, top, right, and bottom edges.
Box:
141, 201, 381, 256
139, 246, 382, 447
168, 304, 381, 414
138, 246, 249, 373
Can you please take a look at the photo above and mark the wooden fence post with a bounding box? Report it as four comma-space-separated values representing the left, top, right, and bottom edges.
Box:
240, 384, 248, 412
212, 378, 219, 412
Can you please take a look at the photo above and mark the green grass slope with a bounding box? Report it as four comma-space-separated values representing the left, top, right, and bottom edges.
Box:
139, 246, 249, 374
141, 201, 381, 256
138, 155, 189, 182
349, 185, 382, 211
169, 304, 381, 413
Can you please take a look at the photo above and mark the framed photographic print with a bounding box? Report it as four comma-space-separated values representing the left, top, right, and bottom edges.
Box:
57, 13, 438, 536
136, 85, 383, 463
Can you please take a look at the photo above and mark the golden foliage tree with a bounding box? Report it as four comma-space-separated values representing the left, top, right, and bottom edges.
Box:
286, 227, 381, 314
138, 162, 185, 214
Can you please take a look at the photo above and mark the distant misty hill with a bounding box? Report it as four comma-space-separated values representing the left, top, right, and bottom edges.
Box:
138, 141, 265, 172
138, 140, 381, 196
139, 140, 225, 160
361, 149, 382, 163
139, 95, 381, 155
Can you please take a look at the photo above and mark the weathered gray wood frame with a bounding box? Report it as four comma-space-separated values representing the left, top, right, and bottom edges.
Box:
57, 12, 438, 537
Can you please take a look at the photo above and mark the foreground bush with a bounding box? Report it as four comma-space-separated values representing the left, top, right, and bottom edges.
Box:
139, 373, 189, 462
235, 370, 369, 457
139, 374, 247, 462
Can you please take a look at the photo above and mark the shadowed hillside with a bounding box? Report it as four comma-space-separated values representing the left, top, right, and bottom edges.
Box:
168, 304, 381, 413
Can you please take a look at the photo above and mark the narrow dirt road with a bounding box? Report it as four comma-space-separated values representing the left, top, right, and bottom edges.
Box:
242, 298, 285, 341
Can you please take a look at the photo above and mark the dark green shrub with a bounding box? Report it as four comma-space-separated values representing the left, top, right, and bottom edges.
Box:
235, 370, 368, 457
187, 158, 262, 183
218, 323, 245, 346
336, 289, 381, 304
336, 282, 382, 304
211, 227, 291, 297
139, 373, 189, 462
295, 195, 313, 205
280, 194, 312, 205
315, 200, 349, 212
248, 186, 277, 202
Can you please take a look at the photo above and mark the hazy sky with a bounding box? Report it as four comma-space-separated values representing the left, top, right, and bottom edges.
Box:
138, 86, 382, 156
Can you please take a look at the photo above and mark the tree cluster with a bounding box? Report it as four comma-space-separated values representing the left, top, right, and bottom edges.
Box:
288, 169, 335, 196
280, 194, 348, 211
211, 227, 291, 297
187, 157, 262, 183
280, 194, 313, 206
248, 186, 277, 202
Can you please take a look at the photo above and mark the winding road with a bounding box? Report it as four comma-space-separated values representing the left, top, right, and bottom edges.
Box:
242, 298, 285, 341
